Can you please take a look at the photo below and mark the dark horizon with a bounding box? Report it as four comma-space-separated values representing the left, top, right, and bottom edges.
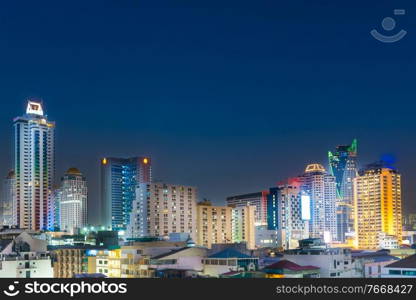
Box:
0, 0, 415, 225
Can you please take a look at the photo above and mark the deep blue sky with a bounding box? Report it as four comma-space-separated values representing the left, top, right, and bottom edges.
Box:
0, 0, 415, 224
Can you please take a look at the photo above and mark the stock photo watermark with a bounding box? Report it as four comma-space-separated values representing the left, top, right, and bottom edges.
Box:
370, 9, 407, 43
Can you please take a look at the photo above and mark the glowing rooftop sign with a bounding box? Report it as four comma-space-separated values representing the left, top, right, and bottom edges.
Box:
305, 163, 325, 173
26, 101, 44, 116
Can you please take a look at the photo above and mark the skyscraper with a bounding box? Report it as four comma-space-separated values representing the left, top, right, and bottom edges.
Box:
51, 186, 62, 231
129, 182, 197, 240
328, 139, 358, 242
100, 157, 151, 231
353, 162, 402, 250
127, 183, 149, 238
13, 101, 55, 230
59, 168, 88, 233
266, 178, 310, 249
299, 164, 337, 242
0, 170, 17, 226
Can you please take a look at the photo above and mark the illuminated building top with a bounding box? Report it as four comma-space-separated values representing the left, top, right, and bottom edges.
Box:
26, 101, 44, 116
304, 164, 326, 173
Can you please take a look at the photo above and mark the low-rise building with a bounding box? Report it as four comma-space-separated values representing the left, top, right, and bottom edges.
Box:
282, 238, 357, 277
150, 246, 208, 277
351, 250, 399, 278
382, 254, 416, 278
378, 233, 399, 249
0, 231, 53, 278
95, 247, 155, 278
262, 259, 320, 278
202, 248, 259, 277
49, 246, 105, 278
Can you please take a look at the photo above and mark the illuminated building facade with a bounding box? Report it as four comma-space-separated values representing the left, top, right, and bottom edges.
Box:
13, 101, 55, 230
127, 183, 149, 239
100, 156, 151, 231
266, 178, 310, 249
95, 248, 154, 278
129, 183, 197, 241
0, 170, 16, 226
226, 191, 268, 226
328, 139, 358, 242
231, 205, 256, 249
299, 164, 337, 242
59, 168, 88, 233
196, 200, 233, 248
353, 162, 402, 250
50, 247, 100, 278
52, 187, 62, 231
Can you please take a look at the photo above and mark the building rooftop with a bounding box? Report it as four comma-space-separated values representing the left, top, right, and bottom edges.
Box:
151, 247, 191, 259
263, 260, 319, 271
220, 271, 242, 276
0, 239, 13, 251
304, 164, 325, 173
74, 273, 107, 278
66, 167, 82, 175
226, 192, 263, 201
385, 254, 416, 269
351, 250, 399, 263
208, 248, 253, 259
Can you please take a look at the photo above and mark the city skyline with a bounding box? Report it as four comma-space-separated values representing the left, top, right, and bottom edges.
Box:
0, 100, 414, 226
0, 1, 415, 226
0, 0, 415, 283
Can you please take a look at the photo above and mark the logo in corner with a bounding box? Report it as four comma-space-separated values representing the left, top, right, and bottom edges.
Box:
3, 281, 20, 297
370, 9, 407, 43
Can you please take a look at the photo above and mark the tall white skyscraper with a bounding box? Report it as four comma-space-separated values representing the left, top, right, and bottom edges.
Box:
299, 164, 337, 242
13, 101, 55, 230
59, 168, 88, 233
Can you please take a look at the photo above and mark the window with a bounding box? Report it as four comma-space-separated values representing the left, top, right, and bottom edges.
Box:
389, 270, 401, 275
402, 270, 416, 276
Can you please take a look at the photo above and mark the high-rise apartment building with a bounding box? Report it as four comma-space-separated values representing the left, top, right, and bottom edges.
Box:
128, 183, 149, 239
267, 178, 310, 249
0, 170, 16, 226
353, 162, 402, 250
100, 157, 151, 231
196, 200, 233, 248
299, 164, 337, 242
226, 191, 268, 226
231, 205, 256, 249
59, 168, 88, 233
129, 183, 197, 241
13, 101, 55, 230
328, 139, 358, 242
51, 186, 62, 231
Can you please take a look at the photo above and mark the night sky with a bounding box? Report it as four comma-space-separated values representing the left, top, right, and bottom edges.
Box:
0, 0, 415, 225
